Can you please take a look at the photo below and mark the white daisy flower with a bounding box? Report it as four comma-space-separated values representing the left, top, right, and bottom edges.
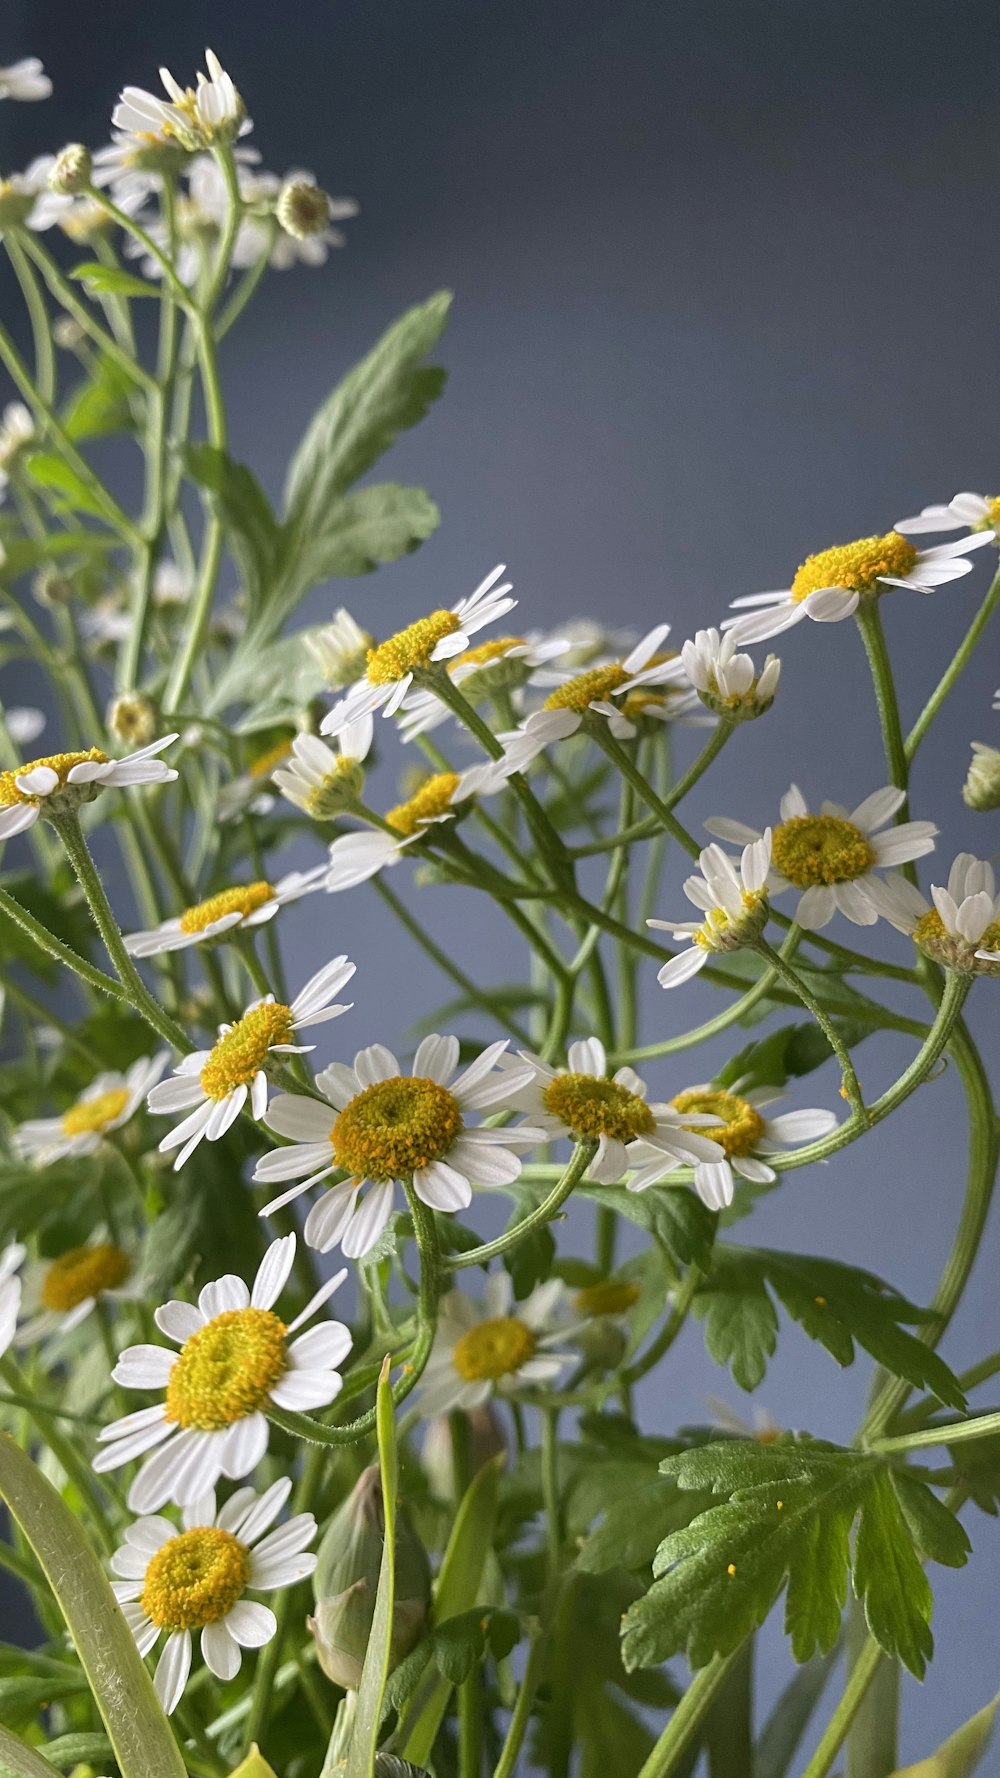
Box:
707, 1398, 783, 1442
113, 50, 249, 152
254, 1036, 542, 1261
323, 764, 504, 893
148, 958, 356, 1169
4, 706, 45, 746
14, 1054, 168, 1165
642, 1081, 838, 1212
123, 867, 327, 956
0, 400, 35, 498
648, 834, 772, 987
726, 529, 993, 647
418, 1275, 574, 1416
91, 131, 191, 211
272, 171, 357, 266
963, 739, 1000, 813
271, 720, 373, 820
894, 492, 1000, 537
94, 1233, 350, 1510
0, 58, 51, 101
874, 854, 1000, 976
320, 565, 516, 734
396, 636, 571, 744
681, 628, 780, 720
15, 1234, 140, 1344
111, 1478, 318, 1713
0, 736, 178, 842
497, 1037, 725, 1186
306, 609, 374, 690
538, 618, 639, 668
704, 784, 937, 932
0, 1243, 25, 1360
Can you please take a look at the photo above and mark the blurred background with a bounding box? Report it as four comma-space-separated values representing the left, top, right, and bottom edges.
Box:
2, 0, 999, 1762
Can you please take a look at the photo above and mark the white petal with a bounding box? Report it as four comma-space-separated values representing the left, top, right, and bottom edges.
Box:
353, 1044, 400, 1087
220, 1414, 270, 1480
413, 1160, 473, 1211
251, 1234, 296, 1310
656, 947, 708, 988
693, 1160, 735, 1210
567, 1037, 606, 1076
849, 786, 905, 833
199, 1275, 250, 1319
226, 1602, 277, 1648
341, 1182, 395, 1257
201, 1620, 241, 1681
154, 1631, 192, 1715
794, 885, 835, 930
303, 1183, 359, 1253
412, 1034, 460, 1083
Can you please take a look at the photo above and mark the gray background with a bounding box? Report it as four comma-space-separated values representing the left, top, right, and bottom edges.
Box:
2, 0, 1000, 1763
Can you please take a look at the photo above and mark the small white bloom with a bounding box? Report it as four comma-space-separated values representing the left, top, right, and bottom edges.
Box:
874, 854, 1000, 974
0, 58, 51, 101
272, 720, 373, 819
113, 50, 249, 152
112, 1478, 317, 1713
681, 628, 780, 719
419, 1275, 574, 1415
705, 784, 936, 932
0, 735, 178, 841
894, 492, 1000, 537
4, 706, 45, 746
307, 609, 374, 689
16, 1234, 140, 1345
124, 867, 327, 956
0, 401, 35, 499
15, 1054, 168, 1165
396, 636, 570, 744
272, 170, 357, 265
94, 1234, 350, 1510
254, 1036, 543, 1260
634, 1081, 838, 1211
148, 958, 356, 1169
649, 834, 772, 987
323, 762, 503, 893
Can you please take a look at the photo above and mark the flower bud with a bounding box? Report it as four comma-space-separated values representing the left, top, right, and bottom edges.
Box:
50, 144, 92, 195
107, 692, 158, 749
277, 177, 333, 240
307, 610, 374, 690
32, 568, 72, 607
53, 316, 85, 350
308, 1467, 430, 1690
963, 742, 1000, 812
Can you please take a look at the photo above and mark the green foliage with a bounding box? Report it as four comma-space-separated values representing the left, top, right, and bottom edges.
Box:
22, 454, 108, 518
61, 355, 138, 440
346, 1360, 399, 1778
753, 1649, 841, 1778
69, 261, 160, 298
717, 1018, 873, 1091
889, 1694, 1000, 1777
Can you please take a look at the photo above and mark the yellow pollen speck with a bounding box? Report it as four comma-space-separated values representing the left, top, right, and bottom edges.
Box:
542, 1073, 655, 1145
814, 1296, 827, 1307
727, 1563, 737, 1577
248, 740, 293, 780
166, 1307, 287, 1429
365, 611, 460, 684
386, 772, 461, 836
453, 1316, 536, 1381
141, 1526, 250, 1631
179, 881, 276, 934
574, 1279, 642, 1318
776, 1500, 784, 1511
790, 532, 918, 604
670, 1088, 765, 1158
332, 1076, 464, 1181
199, 1002, 295, 1100
62, 1086, 131, 1137
41, 1242, 130, 1311
771, 815, 875, 889
0, 748, 108, 808
542, 663, 629, 714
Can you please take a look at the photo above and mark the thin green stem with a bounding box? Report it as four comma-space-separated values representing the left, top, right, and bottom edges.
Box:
16, 229, 157, 393
614, 927, 804, 1064
753, 937, 868, 1119
541, 1407, 562, 1579
855, 601, 908, 801
592, 727, 700, 857
634, 1654, 740, 1778
0, 882, 125, 1004
6, 235, 55, 403
373, 876, 533, 1045
799, 1637, 882, 1778
491, 1623, 550, 1778
906, 558, 1000, 760
869, 1409, 1000, 1454
623, 1271, 701, 1386
447, 1143, 595, 1270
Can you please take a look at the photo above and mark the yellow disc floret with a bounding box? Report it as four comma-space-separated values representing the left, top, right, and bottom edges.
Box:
365, 611, 461, 685
179, 882, 275, 934
453, 1316, 536, 1381
386, 772, 460, 836
542, 1073, 655, 1144
141, 1526, 251, 1631
790, 532, 918, 604
542, 664, 629, 714
913, 908, 1000, 977
0, 749, 108, 808
772, 815, 875, 888
574, 1279, 642, 1318
670, 1088, 765, 1158
456, 636, 526, 669
199, 1003, 295, 1100
41, 1242, 130, 1311
332, 1077, 464, 1181
62, 1086, 131, 1137
165, 1308, 287, 1429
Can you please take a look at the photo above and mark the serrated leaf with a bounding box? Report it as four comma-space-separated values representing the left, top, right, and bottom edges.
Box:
578, 1184, 715, 1273
575, 1474, 710, 1575
288, 481, 440, 589
717, 1020, 872, 1092
891, 1470, 971, 1568
853, 1468, 934, 1678
889, 1693, 1000, 1777
946, 1426, 1000, 1515
70, 260, 159, 297
695, 1253, 778, 1392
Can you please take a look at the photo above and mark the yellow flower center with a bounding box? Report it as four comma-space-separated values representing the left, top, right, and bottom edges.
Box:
913, 908, 1000, 973
670, 1088, 765, 1158
771, 815, 875, 888
332, 1077, 464, 1181
365, 611, 460, 685
179, 882, 276, 934
456, 636, 526, 668
40, 1242, 130, 1311
199, 1002, 295, 1100
982, 498, 1000, 527
165, 1307, 287, 1429
61, 1086, 131, 1137
248, 740, 293, 781
542, 664, 629, 714
574, 1279, 642, 1318
541, 1073, 655, 1144
452, 1316, 536, 1381
790, 532, 918, 604
140, 1526, 251, 1631
386, 772, 461, 836
0, 749, 108, 808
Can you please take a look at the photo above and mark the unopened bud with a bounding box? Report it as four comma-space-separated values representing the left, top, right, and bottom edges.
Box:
107, 692, 158, 749
50, 144, 92, 196
963, 741, 1000, 812
53, 316, 85, 350
32, 568, 72, 607
277, 177, 333, 240
309, 1468, 430, 1690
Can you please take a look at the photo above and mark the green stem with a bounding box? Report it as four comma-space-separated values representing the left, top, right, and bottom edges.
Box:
16, 229, 157, 393
870, 1408, 1000, 1454
634, 1654, 740, 1778
623, 1271, 701, 1386
0, 883, 125, 1004
373, 876, 532, 1045
855, 601, 908, 802
906, 558, 1000, 760
753, 937, 868, 1121
491, 1623, 550, 1778
541, 1407, 562, 1579
613, 927, 803, 1064
6, 235, 55, 403
799, 1638, 883, 1778
447, 1143, 595, 1270
592, 727, 700, 857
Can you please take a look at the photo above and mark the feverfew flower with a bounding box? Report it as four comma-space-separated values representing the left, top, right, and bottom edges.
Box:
0, 400, 35, 497
323, 765, 503, 893
727, 530, 993, 646
419, 1276, 573, 1415
964, 741, 1000, 813
396, 636, 571, 743
112, 1480, 318, 1714
148, 958, 356, 1168
894, 492, 1000, 537
94, 1234, 350, 1509
497, 626, 693, 769
320, 566, 516, 733
0, 58, 51, 101
123, 867, 327, 956
272, 720, 373, 821
681, 628, 780, 721
0, 1243, 25, 1360
875, 855, 1000, 976
705, 784, 936, 932
0, 736, 178, 841
656, 1082, 839, 1211
255, 1036, 542, 1260
274, 171, 357, 263
113, 50, 249, 151
15, 1055, 168, 1164
16, 1236, 138, 1344
649, 835, 772, 988
307, 609, 374, 690
498, 1037, 725, 1185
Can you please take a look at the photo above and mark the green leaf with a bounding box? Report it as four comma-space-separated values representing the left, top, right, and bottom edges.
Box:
22, 454, 107, 519
717, 1020, 872, 1092
946, 1425, 1000, 1515
61, 355, 137, 440
620, 1439, 964, 1680
754, 1648, 840, 1778
346, 1357, 398, 1778
40, 1735, 112, 1772
575, 1473, 711, 1575
226, 1746, 281, 1778
0, 1433, 187, 1778
695, 1253, 779, 1391
70, 260, 160, 297
183, 443, 282, 610
0, 1726, 61, 1778
889, 1694, 1000, 1777
289, 480, 440, 590
578, 1184, 716, 1273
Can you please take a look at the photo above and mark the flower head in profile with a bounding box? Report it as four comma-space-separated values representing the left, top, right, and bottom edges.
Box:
495, 625, 693, 770
15, 1054, 168, 1165
894, 492, 1000, 538
396, 635, 570, 744
498, 1037, 725, 1185
94, 1234, 350, 1510
16, 1235, 139, 1344
647, 1082, 838, 1211
4, 707, 45, 747
123, 867, 327, 956
681, 628, 780, 721
705, 785, 936, 932
726, 530, 992, 646
875, 854, 1000, 976
0, 58, 51, 101
148, 958, 356, 1168
307, 609, 374, 690
323, 763, 503, 893
963, 736, 1000, 813
0, 1243, 25, 1361
272, 719, 373, 821
111, 1478, 317, 1713
419, 1275, 573, 1416
113, 50, 249, 151
320, 566, 516, 734
254, 1036, 541, 1260
0, 736, 178, 841
649, 835, 772, 988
